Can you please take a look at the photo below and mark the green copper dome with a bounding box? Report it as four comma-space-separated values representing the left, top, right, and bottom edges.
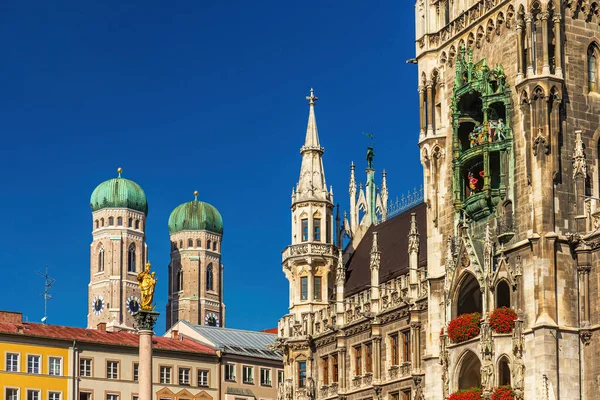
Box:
90, 168, 148, 214
168, 192, 223, 234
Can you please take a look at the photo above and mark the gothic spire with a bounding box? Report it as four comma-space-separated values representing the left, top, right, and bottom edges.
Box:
295, 88, 330, 203
370, 231, 381, 270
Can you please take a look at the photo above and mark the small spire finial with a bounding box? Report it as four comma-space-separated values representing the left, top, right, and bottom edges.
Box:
306, 88, 318, 106
117, 167, 122, 177
194, 191, 199, 200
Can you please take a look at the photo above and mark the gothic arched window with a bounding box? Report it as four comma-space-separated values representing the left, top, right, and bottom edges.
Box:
207, 240, 212, 250
128, 217, 133, 227
206, 264, 214, 291
196, 239, 202, 248
101, 218, 104, 227
128, 244, 136, 273
212, 241, 217, 251
95, 220, 99, 229
188, 239, 193, 248
179, 240, 183, 249
135, 219, 140, 230
589, 44, 599, 92
98, 246, 105, 272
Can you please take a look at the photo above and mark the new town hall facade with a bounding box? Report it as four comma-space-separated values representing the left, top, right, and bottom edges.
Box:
276, 1, 600, 399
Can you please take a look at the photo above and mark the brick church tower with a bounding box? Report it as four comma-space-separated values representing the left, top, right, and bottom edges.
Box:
416, 0, 600, 398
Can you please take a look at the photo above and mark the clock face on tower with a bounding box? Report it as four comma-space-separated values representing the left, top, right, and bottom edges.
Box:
92, 295, 104, 315
205, 312, 219, 327
126, 296, 140, 315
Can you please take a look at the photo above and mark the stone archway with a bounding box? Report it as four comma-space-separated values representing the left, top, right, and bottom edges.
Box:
457, 351, 482, 391
498, 356, 511, 386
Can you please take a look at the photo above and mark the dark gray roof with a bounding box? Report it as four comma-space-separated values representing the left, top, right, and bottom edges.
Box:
180, 321, 282, 361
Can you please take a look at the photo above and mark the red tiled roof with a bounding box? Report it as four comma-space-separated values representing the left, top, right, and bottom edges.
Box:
0, 322, 216, 355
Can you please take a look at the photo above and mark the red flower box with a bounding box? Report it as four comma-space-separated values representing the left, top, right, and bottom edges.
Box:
448, 312, 481, 343
488, 307, 518, 334
492, 386, 515, 400
449, 387, 482, 400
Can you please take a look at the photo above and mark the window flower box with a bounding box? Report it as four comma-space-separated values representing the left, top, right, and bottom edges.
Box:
449, 387, 482, 400
448, 312, 481, 343
492, 386, 515, 400
488, 307, 518, 334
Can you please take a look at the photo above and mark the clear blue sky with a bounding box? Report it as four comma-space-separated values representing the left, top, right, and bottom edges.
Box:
0, 0, 420, 333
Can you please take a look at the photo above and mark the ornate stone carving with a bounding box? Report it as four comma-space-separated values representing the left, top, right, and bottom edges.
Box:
480, 321, 494, 361
481, 360, 494, 392
580, 329, 593, 345
533, 128, 550, 157
512, 357, 525, 390
133, 309, 159, 331
573, 130, 587, 179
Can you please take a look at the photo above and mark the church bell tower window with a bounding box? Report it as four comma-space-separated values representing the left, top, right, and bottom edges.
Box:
128, 244, 136, 273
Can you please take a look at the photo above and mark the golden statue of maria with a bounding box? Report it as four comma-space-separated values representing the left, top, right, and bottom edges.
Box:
137, 262, 157, 311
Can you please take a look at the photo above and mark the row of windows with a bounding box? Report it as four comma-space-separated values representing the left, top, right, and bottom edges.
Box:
95, 217, 142, 230
79, 393, 134, 400
4, 353, 62, 375
224, 364, 284, 387
175, 265, 214, 292
300, 217, 331, 243
97, 244, 137, 273
172, 239, 218, 252
5, 389, 61, 400
159, 366, 209, 387
300, 276, 322, 301
309, 331, 411, 387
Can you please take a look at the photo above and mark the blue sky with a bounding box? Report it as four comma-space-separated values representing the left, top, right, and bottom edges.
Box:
0, 0, 420, 333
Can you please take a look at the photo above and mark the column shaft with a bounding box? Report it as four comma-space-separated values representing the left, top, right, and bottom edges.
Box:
139, 330, 153, 400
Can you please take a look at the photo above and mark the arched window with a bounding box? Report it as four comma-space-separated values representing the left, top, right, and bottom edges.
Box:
207, 240, 212, 250
498, 356, 511, 386
95, 220, 99, 229
117, 217, 123, 226
101, 218, 105, 227
108, 217, 114, 226
179, 240, 183, 248
98, 246, 105, 272
128, 217, 133, 227
496, 280, 511, 308
196, 239, 202, 248
458, 351, 482, 390
456, 273, 482, 317
188, 239, 193, 248
589, 44, 599, 92
206, 264, 214, 291
128, 244, 136, 273
212, 241, 217, 251
177, 268, 183, 292
135, 219, 140, 230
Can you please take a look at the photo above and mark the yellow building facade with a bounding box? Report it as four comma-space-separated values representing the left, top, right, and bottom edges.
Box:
1, 312, 73, 400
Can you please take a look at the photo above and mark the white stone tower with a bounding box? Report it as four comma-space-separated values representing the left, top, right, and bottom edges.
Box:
165, 191, 225, 330
88, 168, 148, 331
283, 88, 337, 319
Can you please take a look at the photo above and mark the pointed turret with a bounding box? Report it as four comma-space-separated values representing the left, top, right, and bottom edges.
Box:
370, 231, 381, 314
295, 89, 331, 204
349, 162, 357, 233
381, 170, 389, 221
335, 249, 346, 325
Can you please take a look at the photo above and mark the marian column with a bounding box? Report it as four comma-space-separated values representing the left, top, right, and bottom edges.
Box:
133, 262, 159, 400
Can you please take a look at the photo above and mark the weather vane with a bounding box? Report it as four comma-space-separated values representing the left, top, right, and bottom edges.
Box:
36, 266, 56, 324
363, 132, 376, 147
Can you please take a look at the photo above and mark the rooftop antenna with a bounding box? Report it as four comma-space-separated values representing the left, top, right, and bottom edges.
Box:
36, 266, 55, 324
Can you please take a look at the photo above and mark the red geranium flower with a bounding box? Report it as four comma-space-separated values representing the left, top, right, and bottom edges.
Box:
488, 307, 518, 334
448, 387, 482, 400
492, 386, 515, 400
448, 312, 481, 343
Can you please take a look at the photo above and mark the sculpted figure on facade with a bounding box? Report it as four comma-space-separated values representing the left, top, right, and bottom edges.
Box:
481, 361, 494, 391
137, 262, 157, 311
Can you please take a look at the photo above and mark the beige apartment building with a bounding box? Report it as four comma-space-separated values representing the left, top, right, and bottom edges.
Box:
166, 321, 283, 400
0, 311, 219, 400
